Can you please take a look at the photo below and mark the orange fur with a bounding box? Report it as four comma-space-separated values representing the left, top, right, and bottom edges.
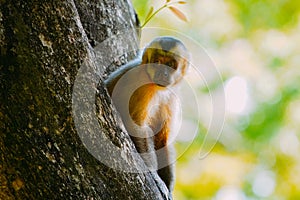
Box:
129, 84, 157, 125
129, 83, 172, 149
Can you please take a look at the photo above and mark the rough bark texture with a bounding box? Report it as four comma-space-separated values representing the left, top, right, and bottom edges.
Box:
0, 0, 168, 199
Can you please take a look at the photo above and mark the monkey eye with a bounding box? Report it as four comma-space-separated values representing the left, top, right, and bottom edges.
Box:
152, 58, 160, 64
167, 60, 177, 69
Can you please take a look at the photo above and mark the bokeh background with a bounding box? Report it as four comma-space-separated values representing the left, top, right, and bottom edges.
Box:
132, 0, 300, 199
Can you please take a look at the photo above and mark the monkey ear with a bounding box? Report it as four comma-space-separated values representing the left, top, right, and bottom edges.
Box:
181, 59, 189, 76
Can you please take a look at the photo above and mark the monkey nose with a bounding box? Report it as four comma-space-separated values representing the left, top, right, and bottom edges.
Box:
164, 68, 169, 77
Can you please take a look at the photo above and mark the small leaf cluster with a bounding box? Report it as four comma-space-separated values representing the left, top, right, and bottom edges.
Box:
141, 0, 188, 28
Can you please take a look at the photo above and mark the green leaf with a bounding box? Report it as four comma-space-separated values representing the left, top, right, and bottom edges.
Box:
144, 6, 154, 21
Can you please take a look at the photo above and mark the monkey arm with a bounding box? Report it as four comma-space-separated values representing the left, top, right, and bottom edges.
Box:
104, 58, 142, 95
152, 102, 176, 192
157, 148, 175, 192
155, 124, 175, 192
130, 134, 158, 171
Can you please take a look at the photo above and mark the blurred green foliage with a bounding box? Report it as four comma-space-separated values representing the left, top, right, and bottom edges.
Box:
228, 0, 300, 33
132, 0, 300, 199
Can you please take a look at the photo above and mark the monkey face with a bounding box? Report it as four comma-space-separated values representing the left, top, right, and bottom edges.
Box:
142, 37, 189, 88
146, 64, 175, 87
144, 52, 188, 87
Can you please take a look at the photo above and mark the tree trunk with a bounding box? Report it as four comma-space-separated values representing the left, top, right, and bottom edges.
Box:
0, 0, 169, 199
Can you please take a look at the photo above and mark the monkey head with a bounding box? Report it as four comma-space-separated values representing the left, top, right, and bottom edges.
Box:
141, 36, 190, 87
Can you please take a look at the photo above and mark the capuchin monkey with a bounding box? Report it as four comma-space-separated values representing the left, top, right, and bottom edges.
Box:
105, 36, 189, 195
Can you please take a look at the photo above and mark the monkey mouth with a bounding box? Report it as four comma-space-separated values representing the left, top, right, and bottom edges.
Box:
155, 81, 170, 87
156, 83, 167, 87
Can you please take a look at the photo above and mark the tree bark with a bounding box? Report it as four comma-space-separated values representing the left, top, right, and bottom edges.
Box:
0, 0, 169, 199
